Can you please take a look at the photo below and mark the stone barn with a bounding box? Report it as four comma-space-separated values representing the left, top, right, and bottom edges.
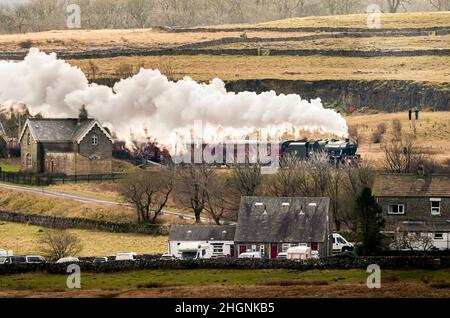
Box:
19, 116, 113, 175
235, 197, 333, 258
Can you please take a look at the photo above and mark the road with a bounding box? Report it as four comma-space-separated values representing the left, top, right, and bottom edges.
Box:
0, 183, 214, 223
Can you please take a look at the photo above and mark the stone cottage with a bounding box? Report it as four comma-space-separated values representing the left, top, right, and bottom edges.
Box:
19, 116, 113, 175
234, 197, 333, 258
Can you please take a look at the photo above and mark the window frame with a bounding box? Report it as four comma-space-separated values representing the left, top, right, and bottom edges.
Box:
433, 233, 444, 240
388, 204, 405, 215
25, 153, 32, 168
430, 198, 441, 216
91, 134, 99, 146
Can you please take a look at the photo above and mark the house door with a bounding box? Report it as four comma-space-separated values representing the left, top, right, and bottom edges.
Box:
239, 246, 247, 255
311, 243, 318, 251
230, 245, 235, 257
270, 244, 278, 259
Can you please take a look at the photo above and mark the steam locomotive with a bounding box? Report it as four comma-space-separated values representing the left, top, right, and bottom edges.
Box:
177, 139, 360, 166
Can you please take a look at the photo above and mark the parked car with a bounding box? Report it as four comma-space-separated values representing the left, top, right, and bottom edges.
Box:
56, 257, 80, 264
115, 253, 137, 261
93, 257, 108, 263
160, 254, 176, 260
25, 255, 46, 263
238, 252, 261, 259
276, 252, 288, 260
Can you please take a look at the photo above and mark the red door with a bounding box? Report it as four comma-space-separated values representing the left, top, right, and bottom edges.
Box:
239, 246, 247, 255
230, 245, 235, 257
311, 242, 318, 251
270, 244, 278, 259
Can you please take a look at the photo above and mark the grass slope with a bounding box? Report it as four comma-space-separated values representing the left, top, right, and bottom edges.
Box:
0, 222, 167, 256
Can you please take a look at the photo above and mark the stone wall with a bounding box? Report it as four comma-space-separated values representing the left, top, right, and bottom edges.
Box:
0, 210, 170, 235
1, 255, 449, 275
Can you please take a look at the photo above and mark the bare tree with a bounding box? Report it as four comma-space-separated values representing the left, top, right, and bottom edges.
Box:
120, 169, 174, 224
305, 152, 331, 197
383, 136, 420, 173
386, 0, 413, 13
266, 154, 309, 197
204, 174, 240, 224
394, 232, 435, 254
429, 0, 450, 10
232, 164, 262, 196
39, 230, 83, 261
87, 61, 99, 81
175, 164, 214, 223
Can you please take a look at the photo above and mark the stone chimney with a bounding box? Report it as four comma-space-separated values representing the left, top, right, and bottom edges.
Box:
78, 104, 88, 125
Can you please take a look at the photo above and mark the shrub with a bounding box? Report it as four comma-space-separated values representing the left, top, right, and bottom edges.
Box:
19, 40, 33, 49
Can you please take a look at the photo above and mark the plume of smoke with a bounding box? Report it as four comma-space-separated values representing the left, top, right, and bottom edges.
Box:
0, 48, 348, 147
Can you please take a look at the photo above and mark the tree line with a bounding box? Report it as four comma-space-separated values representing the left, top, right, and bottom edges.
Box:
0, 0, 448, 33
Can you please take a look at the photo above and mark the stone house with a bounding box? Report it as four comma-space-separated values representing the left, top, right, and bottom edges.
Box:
234, 197, 332, 258
19, 117, 113, 175
373, 173, 450, 250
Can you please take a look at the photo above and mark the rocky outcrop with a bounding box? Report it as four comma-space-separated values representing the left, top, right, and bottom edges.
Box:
226, 79, 450, 112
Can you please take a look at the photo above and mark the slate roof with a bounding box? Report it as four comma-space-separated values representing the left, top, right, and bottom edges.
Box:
235, 197, 330, 243
169, 225, 236, 241
20, 118, 112, 143
373, 174, 450, 197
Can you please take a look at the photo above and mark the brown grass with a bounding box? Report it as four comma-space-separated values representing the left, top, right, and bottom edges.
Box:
2, 281, 450, 298
70, 55, 450, 83
0, 222, 167, 256
210, 12, 450, 29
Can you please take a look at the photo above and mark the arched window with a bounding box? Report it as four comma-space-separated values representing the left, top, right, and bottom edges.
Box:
26, 153, 32, 168
27, 133, 31, 145
91, 134, 98, 146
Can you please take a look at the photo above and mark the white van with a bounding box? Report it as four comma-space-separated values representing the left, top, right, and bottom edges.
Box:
115, 253, 137, 261
332, 234, 354, 253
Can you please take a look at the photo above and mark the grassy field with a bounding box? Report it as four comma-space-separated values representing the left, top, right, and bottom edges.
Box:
212, 12, 450, 29
71, 55, 450, 83
347, 111, 450, 167
0, 222, 167, 256
0, 159, 20, 172
0, 268, 449, 298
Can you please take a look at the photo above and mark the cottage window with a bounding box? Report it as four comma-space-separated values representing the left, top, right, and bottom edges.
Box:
27, 133, 31, 145
212, 244, 224, 255
430, 199, 441, 215
25, 153, 32, 168
434, 233, 444, 240
388, 204, 404, 215
91, 134, 98, 146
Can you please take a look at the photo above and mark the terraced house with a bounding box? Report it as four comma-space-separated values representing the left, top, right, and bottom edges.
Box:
373, 173, 450, 250
19, 113, 113, 175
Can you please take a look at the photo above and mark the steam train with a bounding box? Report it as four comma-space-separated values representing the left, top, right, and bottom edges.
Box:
178, 139, 360, 166
113, 138, 360, 167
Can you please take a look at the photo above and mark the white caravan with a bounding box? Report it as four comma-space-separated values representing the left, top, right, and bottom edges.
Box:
178, 243, 213, 260
286, 244, 311, 260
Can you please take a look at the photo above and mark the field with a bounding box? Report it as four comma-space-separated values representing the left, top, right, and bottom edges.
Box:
347, 111, 450, 167
210, 12, 450, 29
0, 268, 450, 298
71, 55, 450, 83
0, 222, 167, 256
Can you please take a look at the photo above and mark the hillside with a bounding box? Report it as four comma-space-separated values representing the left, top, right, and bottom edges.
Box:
0, 12, 448, 113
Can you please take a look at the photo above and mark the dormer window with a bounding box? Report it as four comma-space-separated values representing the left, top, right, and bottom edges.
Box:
91, 134, 98, 146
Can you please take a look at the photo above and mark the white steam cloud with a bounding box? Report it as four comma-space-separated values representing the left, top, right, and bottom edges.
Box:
0, 48, 348, 147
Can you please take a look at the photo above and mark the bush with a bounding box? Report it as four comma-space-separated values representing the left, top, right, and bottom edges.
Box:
371, 123, 387, 144
19, 40, 33, 49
